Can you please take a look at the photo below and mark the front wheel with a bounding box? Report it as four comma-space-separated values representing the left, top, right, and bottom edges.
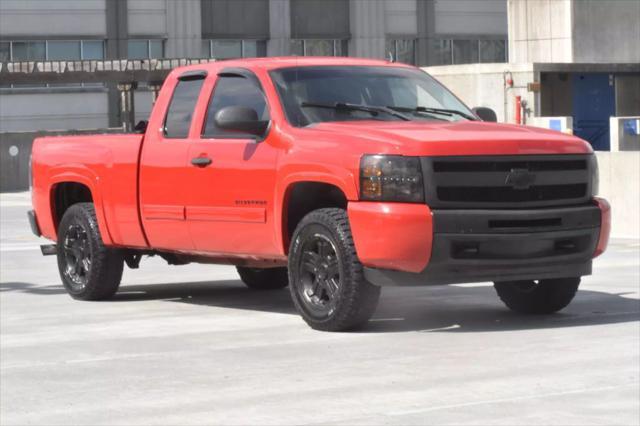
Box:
494, 278, 581, 314
288, 208, 380, 331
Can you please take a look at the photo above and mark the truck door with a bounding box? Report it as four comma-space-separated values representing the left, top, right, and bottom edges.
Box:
139, 71, 207, 250
186, 70, 279, 256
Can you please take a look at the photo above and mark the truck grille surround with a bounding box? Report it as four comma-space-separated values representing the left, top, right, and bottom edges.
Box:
421, 154, 595, 208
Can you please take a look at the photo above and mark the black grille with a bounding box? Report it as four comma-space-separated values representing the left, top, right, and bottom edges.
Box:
422, 155, 594, 208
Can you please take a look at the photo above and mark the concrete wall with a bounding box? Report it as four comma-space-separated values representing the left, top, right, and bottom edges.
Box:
0, 0, 107, 37
0, 128, 123, 192
0, 91, 110, 132
596, 151, 640, 239
573, 0, 640, 64
435, 0, 507, 36
424, 63, 535, 124
508, 0, 640, 64
128, 0, 166, 36
508, 0, 573, 63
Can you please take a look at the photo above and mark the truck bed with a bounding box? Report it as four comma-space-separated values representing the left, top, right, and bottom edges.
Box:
31, 133, 147, 248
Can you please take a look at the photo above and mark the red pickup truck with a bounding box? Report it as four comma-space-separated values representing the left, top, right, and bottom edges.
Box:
29, 57, 610, 331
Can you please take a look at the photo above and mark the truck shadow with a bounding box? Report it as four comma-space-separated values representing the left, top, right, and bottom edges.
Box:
2, 280, 639, 333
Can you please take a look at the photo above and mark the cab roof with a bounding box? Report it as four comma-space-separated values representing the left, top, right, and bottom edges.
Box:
174, 56, 415, 75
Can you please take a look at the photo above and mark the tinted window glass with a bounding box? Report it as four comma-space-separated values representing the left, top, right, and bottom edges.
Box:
82, 40, 105, 60
203, 76, 268, 138
270, 66, 474, 127
452, 40, 479, 64
128, 40, 148, 59
12, 41, 45, 61
48, 41, 81, 60
164, 78, 204, 138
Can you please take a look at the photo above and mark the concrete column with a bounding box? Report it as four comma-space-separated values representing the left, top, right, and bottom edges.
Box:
416, 0, 436, 66
268, 0, 291, 56
106, 0, 129, 128
165, 0, 203, 58
148, 82, 164, 105
349, 0, 385, 59
117, 82, 138, 132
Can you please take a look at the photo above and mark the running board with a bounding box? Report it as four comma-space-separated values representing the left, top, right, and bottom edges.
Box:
40, 244, 57, 256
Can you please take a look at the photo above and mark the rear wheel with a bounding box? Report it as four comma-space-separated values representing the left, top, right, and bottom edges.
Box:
236, 266, 288, 290
288, 208, 380, 331
56, 203, 124, 300
494, 278, 580, 314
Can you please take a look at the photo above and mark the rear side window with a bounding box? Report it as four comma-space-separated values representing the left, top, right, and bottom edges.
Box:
164, 77, 204, 138
202, 75, 269, 138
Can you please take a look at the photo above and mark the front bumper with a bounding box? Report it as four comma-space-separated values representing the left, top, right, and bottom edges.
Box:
348, 200, 609, 287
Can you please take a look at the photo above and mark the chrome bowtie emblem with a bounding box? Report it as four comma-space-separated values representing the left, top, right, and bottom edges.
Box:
505, 168, 536, 190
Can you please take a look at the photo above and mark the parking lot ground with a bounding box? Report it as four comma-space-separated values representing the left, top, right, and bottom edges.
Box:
1, 192, 639, 425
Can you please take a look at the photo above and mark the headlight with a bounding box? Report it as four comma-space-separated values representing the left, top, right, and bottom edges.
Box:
360, 155, 424, 203
590, 154, 599, 196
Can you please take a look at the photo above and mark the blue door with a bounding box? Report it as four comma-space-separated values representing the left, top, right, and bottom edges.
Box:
572, 73, 615, 151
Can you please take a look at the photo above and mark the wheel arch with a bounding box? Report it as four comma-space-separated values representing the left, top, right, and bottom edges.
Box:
278, 178, 353, 254
48, 172, 113, 245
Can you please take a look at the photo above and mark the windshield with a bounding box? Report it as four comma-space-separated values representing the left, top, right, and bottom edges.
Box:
269, 66, 475, 127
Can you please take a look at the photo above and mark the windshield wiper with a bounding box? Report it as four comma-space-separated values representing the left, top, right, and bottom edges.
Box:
301, 102, 411, 121
388, 106, 476, 121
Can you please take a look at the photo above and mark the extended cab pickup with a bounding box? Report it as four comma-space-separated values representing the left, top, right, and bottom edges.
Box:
29, 57, 611, 331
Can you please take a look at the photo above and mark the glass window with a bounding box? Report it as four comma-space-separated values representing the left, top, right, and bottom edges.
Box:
202, 40, 212, 58
429, 39, 452, 66
290, 39, 304, 56
203, 76, 268, 138
479, 39, 506, 63
149, 40, 163, 59
270, 66, 474, 127
0, 42, 10, 62
304, 39, 334, 56
290, 40, 346, 57
47, 41, 81, 60
81, 40, 104, 60
452, 40, 479, 64
164, 78, 205, 138
396, 39, 416, 65
385, 39, 416, 65
128, 40, 149, 59
211, 40, 242, 59
242, 40, 260, 58
11, 41, 46, 61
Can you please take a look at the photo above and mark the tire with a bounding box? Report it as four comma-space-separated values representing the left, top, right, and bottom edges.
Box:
56, 203, 124, 301
288, 208, 380, 331
494, 277, 581, 314
236, 266, 289, 290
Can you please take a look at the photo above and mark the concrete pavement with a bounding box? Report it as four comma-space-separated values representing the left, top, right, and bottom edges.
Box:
1, 192, 639, 425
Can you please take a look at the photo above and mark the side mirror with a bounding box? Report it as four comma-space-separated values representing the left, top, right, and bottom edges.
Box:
214, 106, 269, 137
472, 107, 498, 122
134, 120, 148, 133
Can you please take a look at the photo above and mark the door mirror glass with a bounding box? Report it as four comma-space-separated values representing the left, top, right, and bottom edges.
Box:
472, 107, 498, 122
213, 106, 269, 137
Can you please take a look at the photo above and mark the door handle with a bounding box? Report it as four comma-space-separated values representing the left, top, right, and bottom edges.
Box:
191, 156, 212, 167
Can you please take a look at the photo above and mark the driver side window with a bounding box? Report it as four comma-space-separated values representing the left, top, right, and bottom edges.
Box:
202, 75, 269, 138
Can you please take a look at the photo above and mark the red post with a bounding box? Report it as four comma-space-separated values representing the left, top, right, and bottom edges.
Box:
515, 96, 522, 125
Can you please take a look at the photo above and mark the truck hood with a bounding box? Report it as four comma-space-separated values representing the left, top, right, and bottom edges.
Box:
306, 120, 593, 156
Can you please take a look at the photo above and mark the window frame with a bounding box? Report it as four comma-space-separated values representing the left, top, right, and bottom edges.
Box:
203, 39, 267, 59
200, 68, 271, 141
162, 71, 207, 140
290, 39, 348, 57
127, 39, 165, 60
385, 38, 417, 65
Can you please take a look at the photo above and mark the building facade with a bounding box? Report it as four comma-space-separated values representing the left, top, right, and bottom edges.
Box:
0, 0, 508, 131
